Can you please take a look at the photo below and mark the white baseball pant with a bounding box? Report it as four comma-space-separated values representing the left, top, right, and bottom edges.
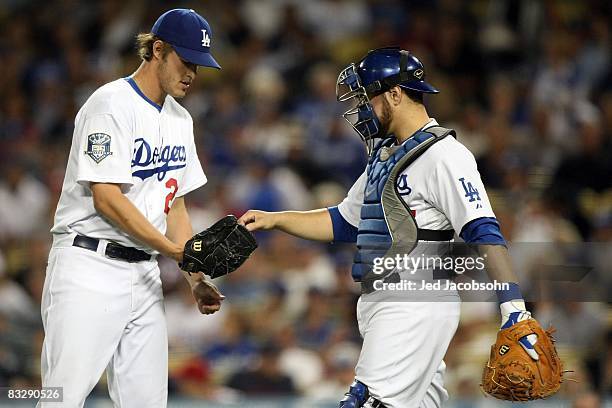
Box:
355, 297, 460, 408
38, 236, 167, 407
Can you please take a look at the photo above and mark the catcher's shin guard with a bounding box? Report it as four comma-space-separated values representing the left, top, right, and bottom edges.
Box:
339, 380, 386, 408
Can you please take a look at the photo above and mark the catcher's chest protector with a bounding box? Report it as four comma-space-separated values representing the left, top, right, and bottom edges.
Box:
352, 126, 455, 282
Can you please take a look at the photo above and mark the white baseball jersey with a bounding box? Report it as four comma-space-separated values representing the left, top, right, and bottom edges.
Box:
340, 119, 493, 407
337, 119, 495, 235
51, 77, 207, 252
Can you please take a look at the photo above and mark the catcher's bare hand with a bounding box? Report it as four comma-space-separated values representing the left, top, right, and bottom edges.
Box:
191, 278, 225, 315
238, 210, 277, 231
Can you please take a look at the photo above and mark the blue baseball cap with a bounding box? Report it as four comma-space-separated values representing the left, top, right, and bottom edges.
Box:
152, 9, 221, 69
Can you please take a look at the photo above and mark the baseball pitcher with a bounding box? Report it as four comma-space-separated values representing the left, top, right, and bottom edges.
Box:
39, 9, 255, 408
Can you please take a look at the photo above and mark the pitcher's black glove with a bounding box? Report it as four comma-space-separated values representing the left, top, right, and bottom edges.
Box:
181, 215, 258, 278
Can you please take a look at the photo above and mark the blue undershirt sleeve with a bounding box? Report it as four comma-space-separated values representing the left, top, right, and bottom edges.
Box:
328, 206, 358, 243
459, 217, 506, 246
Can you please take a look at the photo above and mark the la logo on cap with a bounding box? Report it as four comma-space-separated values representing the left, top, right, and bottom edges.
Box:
151, 8, 221, 69
201, 29, 210, 47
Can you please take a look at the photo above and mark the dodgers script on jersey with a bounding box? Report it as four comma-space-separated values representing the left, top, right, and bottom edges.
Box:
51, 78, 207, 252
338, 119, 495, 238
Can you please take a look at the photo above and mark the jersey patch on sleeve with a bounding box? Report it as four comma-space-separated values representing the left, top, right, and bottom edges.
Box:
459, 177, 482, 208
85, 133, 113, 163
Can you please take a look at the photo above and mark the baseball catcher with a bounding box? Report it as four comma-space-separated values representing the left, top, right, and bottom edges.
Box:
482, 300, 564, 401
181, 215, 258, 278
238, 47, 567, 407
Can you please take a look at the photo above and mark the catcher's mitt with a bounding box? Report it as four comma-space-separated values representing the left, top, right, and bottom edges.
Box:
181, 215, 257, 278
482, 318, 563, 401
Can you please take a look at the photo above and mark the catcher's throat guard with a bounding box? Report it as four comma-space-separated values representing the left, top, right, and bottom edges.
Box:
337, 63, 381, 155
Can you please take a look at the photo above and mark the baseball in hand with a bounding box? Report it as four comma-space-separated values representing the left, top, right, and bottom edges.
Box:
191, 279, 225, 314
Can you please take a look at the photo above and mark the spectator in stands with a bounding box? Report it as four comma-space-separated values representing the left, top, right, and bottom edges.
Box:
227, 341, 296, 396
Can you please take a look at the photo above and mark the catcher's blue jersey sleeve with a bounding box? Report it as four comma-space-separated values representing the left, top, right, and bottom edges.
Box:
460, 217, 506, 245
328, 206, 358, 243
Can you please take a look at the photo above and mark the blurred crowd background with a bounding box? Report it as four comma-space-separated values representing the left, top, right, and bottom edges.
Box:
0, 0, 611, 406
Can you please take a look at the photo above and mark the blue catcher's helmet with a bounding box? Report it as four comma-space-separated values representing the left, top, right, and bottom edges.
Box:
336, 47, 438, 154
